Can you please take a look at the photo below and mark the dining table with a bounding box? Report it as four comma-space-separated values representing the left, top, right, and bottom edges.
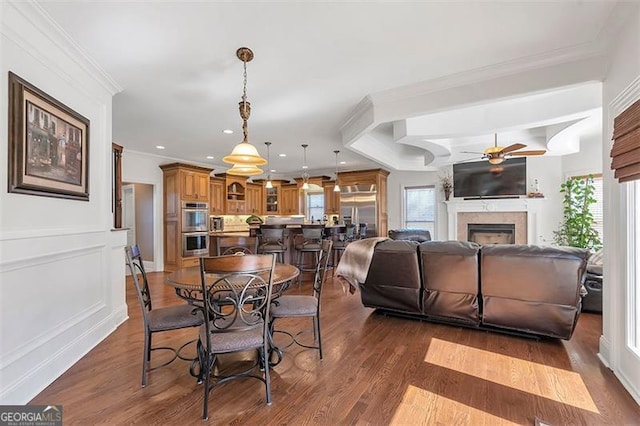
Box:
166, 261, 301, 370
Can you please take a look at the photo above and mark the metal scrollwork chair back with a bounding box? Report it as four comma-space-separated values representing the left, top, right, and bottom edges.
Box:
124, 245, 203, 388
269, 239, 332, 364
196, 253, 276, 420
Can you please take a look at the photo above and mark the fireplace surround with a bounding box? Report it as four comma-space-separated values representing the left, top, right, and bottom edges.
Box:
446, 198, 545, 245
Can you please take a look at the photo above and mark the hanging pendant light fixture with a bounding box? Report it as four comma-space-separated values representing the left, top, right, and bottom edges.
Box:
301, 144, 310, 190
333, 150, 341, 192
264, 142, 273, 189
223, 47, 267, 175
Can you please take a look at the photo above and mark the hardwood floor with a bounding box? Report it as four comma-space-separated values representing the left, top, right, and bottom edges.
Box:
31, 272, 640, 425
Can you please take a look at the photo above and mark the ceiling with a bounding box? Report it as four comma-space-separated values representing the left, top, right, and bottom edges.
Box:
39, 1, 615, 179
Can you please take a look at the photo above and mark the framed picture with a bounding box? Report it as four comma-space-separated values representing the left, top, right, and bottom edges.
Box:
8, 72, 90, 201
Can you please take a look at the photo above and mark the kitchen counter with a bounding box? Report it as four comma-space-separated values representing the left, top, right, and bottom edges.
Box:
209, 231, 251, 237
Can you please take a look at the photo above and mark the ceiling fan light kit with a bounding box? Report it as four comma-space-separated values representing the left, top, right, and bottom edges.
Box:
464, 133, 547, 164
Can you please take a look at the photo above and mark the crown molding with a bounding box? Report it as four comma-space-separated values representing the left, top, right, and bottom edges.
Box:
2, 0, 123, 96
609, 75, 640, 116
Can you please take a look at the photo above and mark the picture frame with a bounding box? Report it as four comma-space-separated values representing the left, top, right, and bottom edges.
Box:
8, 71, 90, 201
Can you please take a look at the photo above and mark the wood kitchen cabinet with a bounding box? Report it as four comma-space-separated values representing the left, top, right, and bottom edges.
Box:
280, 184, 300, 215
246, 183, 263, 215
160, 163, 213, 272
323, 180, 341, 216
181, 169, 210, 201
209, 177, 225, 215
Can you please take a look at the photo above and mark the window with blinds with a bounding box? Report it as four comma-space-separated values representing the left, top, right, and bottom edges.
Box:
404, 186, 436, 236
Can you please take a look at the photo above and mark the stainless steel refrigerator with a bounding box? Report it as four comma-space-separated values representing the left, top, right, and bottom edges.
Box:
340, 184, 377, 237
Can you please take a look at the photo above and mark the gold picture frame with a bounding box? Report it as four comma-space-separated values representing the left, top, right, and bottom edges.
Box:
8, 72, 90, 201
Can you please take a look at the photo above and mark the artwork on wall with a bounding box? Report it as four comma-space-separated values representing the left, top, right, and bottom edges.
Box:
8, 71, 90, 201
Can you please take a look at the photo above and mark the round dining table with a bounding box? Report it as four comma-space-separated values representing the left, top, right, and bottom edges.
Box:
166, 263, 300, 302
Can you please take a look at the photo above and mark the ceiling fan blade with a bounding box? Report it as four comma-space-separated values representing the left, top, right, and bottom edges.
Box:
501, 143, 527, 154
460, 150, 484, 155
509, 150, 546, 156
456, 156, 485, 163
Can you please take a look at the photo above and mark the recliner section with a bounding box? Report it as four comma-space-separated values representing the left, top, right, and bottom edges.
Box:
361, 241, 590, 339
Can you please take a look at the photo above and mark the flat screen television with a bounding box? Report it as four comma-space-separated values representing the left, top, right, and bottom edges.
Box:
453, 157, 527, 198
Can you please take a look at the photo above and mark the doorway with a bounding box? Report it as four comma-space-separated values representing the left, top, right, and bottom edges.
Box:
122, 182, 155, 271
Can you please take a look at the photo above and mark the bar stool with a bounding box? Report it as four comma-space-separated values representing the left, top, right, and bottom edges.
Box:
257, 224, 287, 263
357, 223, 368, 239
332, 224, 356, 275
295, 224, 324, 285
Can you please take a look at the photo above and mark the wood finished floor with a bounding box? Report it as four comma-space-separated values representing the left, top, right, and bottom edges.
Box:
31, 272, 640, 425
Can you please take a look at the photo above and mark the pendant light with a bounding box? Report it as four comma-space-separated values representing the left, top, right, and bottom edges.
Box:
333, 150, 341, 192
301, 144, 310, 190
222, 47, 267, 175
264, 142, 273, 189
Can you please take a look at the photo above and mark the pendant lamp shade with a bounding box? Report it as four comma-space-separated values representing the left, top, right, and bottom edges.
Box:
226, 163, 264, 176
223, 141, 267, 166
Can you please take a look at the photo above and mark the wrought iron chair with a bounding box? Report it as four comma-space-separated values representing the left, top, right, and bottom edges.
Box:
221, 246, 254, 255
269, 239, 332, 361
196, 253, 276, 420
294, 224, 325, 285
257, 224, 287, 263
124, 245, 203, 388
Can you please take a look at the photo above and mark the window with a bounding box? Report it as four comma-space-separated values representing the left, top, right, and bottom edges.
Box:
590, 176, 604, 243
306, 192, 324, 222
404, 185, 436, 236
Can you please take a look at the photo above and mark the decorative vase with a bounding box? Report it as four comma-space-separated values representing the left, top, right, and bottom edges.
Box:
444, 186, 452, 201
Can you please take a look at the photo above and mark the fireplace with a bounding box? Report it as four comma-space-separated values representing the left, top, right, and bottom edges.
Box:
446, 198, 545, 245
468, 223, 515, 244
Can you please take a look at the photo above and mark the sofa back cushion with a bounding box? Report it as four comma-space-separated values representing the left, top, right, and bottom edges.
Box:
480, 244, 589, 339
388, 229, 432, 242
419, 241, 481, 325
361, 240, 422, 314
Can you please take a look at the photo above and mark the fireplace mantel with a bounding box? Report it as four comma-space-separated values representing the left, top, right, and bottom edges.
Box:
445, 198, 546, 244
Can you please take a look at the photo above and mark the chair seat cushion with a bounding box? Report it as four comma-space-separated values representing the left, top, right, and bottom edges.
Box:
295, 243, 322, 251
259, 243, 286, 252
199, 319, 264, 353
271, 295, 318, 317
148, 304, 203, 332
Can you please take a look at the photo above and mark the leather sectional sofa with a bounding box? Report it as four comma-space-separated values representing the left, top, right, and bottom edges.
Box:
359, 239, 590, 339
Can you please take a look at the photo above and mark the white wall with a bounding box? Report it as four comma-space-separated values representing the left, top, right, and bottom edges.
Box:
562, 132, 604, 177
0, 1, 125, 404
600, 2, 640, 405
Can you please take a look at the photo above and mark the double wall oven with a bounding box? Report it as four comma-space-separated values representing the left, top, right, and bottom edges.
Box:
181, 201, 209, 257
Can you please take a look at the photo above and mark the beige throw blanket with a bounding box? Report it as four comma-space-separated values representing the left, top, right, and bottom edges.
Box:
335, 237, 388, 294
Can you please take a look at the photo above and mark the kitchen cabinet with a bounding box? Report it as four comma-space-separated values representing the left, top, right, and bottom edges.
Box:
265, 185, 280, 214
281, 184, 300, 215
209, 177, 225, 215
181, 169, 210, 201
225, 176, 246, 214
246, 183, 263, 215
159, 163, 213, 271
323, 180, 340, 216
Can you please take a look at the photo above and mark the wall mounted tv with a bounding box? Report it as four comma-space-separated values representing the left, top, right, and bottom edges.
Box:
453, 157, 527, 198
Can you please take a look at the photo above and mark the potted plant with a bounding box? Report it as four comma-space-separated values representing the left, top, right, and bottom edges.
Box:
439, 172, 453, 201
553, 175, 602, 251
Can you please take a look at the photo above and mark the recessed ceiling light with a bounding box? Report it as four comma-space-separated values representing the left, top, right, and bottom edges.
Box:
206, 156, 214, 159
270, 169, 276, 173
302, 165, 308, 169
155, 145, 165, 150
340, 161, 346, 164
223, 129, 233, 134
279, 153, 287, 157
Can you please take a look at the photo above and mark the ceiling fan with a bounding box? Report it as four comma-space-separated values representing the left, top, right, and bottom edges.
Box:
461, 133, 546, 164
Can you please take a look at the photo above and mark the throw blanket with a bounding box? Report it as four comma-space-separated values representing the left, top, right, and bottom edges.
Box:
335, 237, 388, 294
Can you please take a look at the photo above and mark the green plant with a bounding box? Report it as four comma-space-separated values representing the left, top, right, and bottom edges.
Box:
553, 175, 602, 250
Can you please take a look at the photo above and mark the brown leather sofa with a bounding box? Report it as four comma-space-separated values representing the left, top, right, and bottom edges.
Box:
360, 240, 590, 339
388, 229, 432, 242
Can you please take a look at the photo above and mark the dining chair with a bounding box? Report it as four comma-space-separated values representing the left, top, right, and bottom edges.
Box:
269, 239, 332, 361
124, 245, 203, 388
196, 253, 276, 421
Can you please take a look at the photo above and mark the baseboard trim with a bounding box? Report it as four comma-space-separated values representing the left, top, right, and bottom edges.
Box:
0, 305, 128, 404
